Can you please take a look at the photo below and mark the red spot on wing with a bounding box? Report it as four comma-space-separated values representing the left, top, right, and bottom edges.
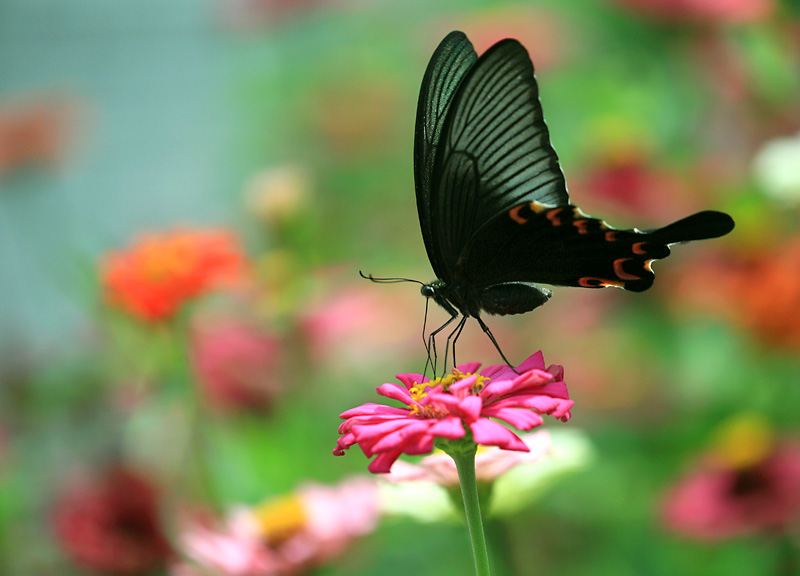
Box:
573, 219, 591, 234
605, 231, 619, 242
546, 208, 565, 226
508, 204, 527, 224
632, 242, 649, 255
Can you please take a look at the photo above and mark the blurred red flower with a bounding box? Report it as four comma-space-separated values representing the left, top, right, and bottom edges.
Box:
100, 229, 247, 322
662, 417, 800, 540
572, 153, 695, 223
52, 467, 172, 574
615, 0, 774, 24
191, 316, 283, 413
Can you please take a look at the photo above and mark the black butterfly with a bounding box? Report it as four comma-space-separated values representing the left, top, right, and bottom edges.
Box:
370, 31, 734, 369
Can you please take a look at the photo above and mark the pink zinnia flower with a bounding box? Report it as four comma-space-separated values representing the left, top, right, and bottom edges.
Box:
334, 352, 573, 474
615, 0, 774, 24
172, 478, 379, 576
662, 416, 800, 540
191, 315, 283, 413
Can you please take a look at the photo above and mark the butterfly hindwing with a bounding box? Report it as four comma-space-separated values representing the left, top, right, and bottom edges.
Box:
455, 202, 735, 297
414, 31, 478, 279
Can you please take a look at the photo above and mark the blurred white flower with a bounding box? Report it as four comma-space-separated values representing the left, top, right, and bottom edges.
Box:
490, 429, 594, 516
752, 132, 800, 204
377, 429, 593, 521
244, 164, 311, 223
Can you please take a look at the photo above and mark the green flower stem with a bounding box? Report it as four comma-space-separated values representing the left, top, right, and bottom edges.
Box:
451, 447, 492, 576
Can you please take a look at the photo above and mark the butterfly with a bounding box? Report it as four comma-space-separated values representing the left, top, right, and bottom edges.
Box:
368, 31, 735, 370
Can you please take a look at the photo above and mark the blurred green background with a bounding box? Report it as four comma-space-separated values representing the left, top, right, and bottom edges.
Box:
2, 0, 800, 574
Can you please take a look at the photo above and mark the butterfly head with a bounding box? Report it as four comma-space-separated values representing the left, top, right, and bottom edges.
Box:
420, 280, 446, 299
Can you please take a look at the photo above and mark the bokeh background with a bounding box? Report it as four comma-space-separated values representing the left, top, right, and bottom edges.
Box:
2, 0, 800, 574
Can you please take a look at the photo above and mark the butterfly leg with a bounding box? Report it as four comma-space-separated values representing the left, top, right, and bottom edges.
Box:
424, 312, 459, 379
444, 315, 468, 370
475, 316, 519, 374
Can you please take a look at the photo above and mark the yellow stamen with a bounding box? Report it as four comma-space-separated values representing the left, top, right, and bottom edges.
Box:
407, 371, 491, 417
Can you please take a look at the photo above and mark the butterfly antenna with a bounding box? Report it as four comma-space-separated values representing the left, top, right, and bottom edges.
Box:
475, 317, 520, 375
359, 271, 424, 285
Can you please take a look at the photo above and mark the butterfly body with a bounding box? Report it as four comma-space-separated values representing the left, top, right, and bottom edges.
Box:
408, 31, 734, 366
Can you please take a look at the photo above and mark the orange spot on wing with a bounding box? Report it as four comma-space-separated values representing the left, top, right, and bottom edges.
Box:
509, 205, 527, 224
579, 277, 624, 288
632, 242, 649, 255
605, 231, 619, 242
613, 258, 641, 281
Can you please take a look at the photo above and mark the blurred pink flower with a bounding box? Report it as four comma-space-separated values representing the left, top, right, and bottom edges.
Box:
663, 441, 800, 540
300, 280, 419, 370
615, 0, 774, 24
191, 316, 283, 412
221, 0, 326, 29
334, 352, 573, 474
385, 430, 552, 486
172, 478, 379, 576
52, 467, 172, 575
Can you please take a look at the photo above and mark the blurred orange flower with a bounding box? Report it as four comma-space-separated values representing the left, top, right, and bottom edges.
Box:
101, 229, 247, 322
673, 237, 800, 350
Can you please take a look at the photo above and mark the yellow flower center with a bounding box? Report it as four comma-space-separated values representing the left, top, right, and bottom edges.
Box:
710, 413, 774, 470
407, 370, 490, 417
252, 494, 307, 544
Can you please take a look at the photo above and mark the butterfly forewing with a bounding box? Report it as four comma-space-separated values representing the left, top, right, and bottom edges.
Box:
430, 39, 570, 280
414, 31, 478, 279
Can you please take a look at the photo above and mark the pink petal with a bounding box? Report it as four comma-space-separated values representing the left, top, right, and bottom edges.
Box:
455, 361, 482, 374
396, 372, 427, 389
517, 396, 575, 419
376, 383, 414, 404
449, 374, 479, 394
402, 433, 436, 456
515, 351, 546, 372
369, 448, 405, 473
469, 418, 528, 451
369, 421, 433, 453
339, 403, 407, 420
545, 363, 564, 381
483, 406, 544, 430
428, 416, 467, 439
457, 395, 483, 421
